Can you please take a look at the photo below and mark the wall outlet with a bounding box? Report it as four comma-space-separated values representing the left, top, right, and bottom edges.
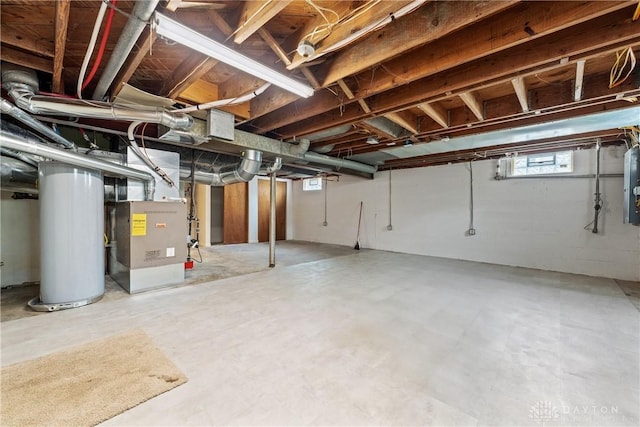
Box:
387, 225, 393, 231
467, 228, 476, 236
322, 221, 328, 226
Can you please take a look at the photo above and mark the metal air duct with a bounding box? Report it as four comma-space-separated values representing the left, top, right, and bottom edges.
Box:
1, 99, 77, 150
0, 132, 156, 200
179, 149, 262, 186
92, 0, 160, 100
0, 155, 38, 193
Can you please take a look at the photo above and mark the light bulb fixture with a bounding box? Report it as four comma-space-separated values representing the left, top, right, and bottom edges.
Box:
153, 12, 314, 98
366, 136, 379, 145
296, 40, 315, 58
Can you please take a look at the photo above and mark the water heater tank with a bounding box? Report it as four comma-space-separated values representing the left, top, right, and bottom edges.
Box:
34, 162, 105, 310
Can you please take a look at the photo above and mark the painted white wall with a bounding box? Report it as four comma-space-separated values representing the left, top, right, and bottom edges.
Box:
293, 146, 640, 281
0, 193, 40, 286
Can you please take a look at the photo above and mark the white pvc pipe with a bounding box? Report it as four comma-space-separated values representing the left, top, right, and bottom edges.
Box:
77, 0, 109, 98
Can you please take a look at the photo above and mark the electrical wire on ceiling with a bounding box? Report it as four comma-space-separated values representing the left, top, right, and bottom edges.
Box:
82, 0, 118, 94
609, 47, 636, 88
77, 0, 108, 98
178, 83, 271, 113
301, 0, 381, 46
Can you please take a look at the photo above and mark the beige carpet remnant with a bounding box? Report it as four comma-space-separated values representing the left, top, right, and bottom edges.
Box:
1, 329, 187, 426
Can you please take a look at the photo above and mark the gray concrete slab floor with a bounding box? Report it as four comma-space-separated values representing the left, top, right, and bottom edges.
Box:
1, 246, 638, 426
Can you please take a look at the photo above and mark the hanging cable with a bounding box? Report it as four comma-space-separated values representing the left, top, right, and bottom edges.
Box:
82, 0, 118, 92
178, 83, 271, 113
609, 47, 636, 88
77, 0, 109, 98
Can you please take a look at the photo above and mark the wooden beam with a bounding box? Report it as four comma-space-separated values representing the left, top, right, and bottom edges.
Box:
260, 6, 640, 136
250, 2, 635, 133
234, 0, 292, 44
337, 79, 372, 114
321, 0, 518, 87
574, 59, 586, 101
165, 0, 183, 12
53, 0, 70, 93
458, 92, 484, 121
417, 102, 448, 128
161, 56, 219, 99
111, 30, 157, 98
0, 26, 54, 57
353, 1, 634, 97
511, 77, 529, 112
1, 45, 52, 73
208, 10, 234, 36
288, 1, 418, 70
258, 27, 320, 89
385, 111, 419, 135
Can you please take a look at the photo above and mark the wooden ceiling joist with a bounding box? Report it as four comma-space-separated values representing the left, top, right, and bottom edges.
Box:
320, 0, 519, 87
233, 0, 292, 45
52, 0, 70, 93
250, 2, 637, 134
111, 31, 157, 99
0, 26, 54, 58
418, 102, 449, 129
268, 7, 640, 138
287, 0, 418, 70
352, 0, 635, 98
257, 27, 320, 89
511, 77, 529, 112
574, 59, 587, 102
459, 92, 485, 121
1, 45, 53, 73
385, 111, 419, 135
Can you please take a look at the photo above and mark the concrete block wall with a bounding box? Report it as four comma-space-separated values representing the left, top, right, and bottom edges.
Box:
292, 145, 640, 281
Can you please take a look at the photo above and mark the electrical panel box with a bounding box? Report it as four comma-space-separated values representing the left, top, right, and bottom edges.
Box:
110, 201, 187, 293
623, 146, 640, 225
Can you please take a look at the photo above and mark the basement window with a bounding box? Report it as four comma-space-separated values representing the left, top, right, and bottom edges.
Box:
512, 150, 573, 176
302, 177, 323, 191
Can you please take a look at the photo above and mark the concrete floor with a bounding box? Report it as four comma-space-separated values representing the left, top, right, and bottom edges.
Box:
1, 245, 638, 426
1, 241, 356, 322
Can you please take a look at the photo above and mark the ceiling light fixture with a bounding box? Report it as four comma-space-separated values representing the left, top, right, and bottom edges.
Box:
366, 136, 379, 145
153, 12, 314, 98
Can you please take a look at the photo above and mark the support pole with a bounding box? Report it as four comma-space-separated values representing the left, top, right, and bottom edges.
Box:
269, 172, 277, 267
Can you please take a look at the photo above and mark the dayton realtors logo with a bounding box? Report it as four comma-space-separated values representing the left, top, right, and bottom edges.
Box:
529, 401, 560, 426
529, 401, 622, 425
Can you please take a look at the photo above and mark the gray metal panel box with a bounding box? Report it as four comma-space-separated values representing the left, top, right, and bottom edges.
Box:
623, 146, 640, 225
111, 201, 187, 293
207, 109, 235, 141
126, 147, 180, 201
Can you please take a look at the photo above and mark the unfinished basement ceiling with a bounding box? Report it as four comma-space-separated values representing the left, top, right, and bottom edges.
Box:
1, 0, 639, 174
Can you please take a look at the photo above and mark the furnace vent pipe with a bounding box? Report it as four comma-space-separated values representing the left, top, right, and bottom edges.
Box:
9, 89, 193, 131
0, 155, 38, 193
179, 150, 263, 186
0, 132, 156, 200
92, 0, 160, 100
1, 98, 77, 150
